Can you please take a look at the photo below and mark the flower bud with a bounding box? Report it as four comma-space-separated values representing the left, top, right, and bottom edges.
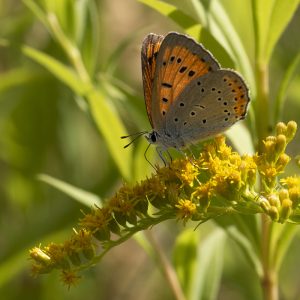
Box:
247, 169, 257, 187
275, 135, 286, 155
29, 247, 51, 264
260, 198, 271, 213
286, 121, 297, 143
289, 187, 300, 208
275, 153, 290, 172
276, 122, 287, 136
269, 206, 279, 221
263, 137, 276, 162
268, 194, 280, 208
280, 199, 293, 222
278, 189, 289, 202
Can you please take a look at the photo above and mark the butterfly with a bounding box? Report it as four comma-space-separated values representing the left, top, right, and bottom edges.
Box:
123, 32, 250, 163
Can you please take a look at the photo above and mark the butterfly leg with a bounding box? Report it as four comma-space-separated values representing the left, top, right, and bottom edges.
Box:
156, 146, 167, 167
186, 145, 196, 160
144, 143, 158, 171
166, 149, 173, 164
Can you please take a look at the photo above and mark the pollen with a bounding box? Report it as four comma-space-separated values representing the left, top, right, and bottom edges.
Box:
175, 199, 197, 221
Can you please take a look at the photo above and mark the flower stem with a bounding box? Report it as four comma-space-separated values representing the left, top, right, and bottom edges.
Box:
255, 62, 270, 151
255, 54, 279, 300
261, 216, 278, 300
145, 231, 186, 300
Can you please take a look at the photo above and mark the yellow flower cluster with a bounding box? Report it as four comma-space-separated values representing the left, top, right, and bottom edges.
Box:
254, 121, 299, 222
29, 121, 300, 286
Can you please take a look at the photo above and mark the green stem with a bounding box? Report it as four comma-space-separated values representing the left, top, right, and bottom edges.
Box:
255, 62, 270, 151
261, 216, 278, 300
255, 57, 279, 299
46, 13, 90, 84
145, 231, 186, 300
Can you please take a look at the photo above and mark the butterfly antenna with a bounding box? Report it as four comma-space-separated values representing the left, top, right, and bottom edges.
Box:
121, 131, 147, 148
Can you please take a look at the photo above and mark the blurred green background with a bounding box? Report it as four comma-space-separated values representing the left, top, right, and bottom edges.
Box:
0, 0, 300, 299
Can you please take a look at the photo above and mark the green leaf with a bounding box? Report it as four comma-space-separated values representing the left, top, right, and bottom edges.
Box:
226, 123, 255, 154
138, 0, 202, 38
252, 0, 300, 63
75, 0, 100, 75
217, 215, 263, 277
23, 0, 49, 29
0, 250, 29, 288
273, 52, 300, 124
193, 0, 255, 92
23, 46, 133, 180
0, 68, 36, 94
190, 229, 225, 300
271, 223, 298, 271
87, 88, 133, 180
22, 46, 87, 94
173, 228, 199, 296
132, 139, 156, 181
103, 31, 143, 75
173, 228, 226, 300
37, 173, 102, 207
265, 0, 299, 62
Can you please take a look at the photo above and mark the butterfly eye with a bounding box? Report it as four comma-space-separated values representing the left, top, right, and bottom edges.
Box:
151, 133, 157, 142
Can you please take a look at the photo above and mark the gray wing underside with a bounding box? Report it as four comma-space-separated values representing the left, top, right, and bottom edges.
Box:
164, 69, 250, 145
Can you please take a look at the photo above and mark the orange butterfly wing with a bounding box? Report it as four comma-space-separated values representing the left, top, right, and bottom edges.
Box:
151, 32, 221, 129
141, 33, 164, 128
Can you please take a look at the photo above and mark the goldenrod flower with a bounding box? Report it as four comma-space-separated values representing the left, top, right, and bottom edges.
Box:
61, 270, 81, 289
175, 199, 197, 223
28, 121, 300, 286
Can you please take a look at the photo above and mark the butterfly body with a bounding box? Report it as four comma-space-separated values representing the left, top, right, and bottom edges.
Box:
141, 32, 250, 152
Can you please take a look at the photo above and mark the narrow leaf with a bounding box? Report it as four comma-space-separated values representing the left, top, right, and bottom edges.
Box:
226, 123, 255, 154
23, 46, 132, 179
22, 46, 87, 94
23, 0, 49, 29
274, 52, 300, 124
190, 229, 225, 300
87, 88, 133, 180
265, 0, 300, 63
173, 228, 199, 296
37, 173, 101, 207
139, 0, 202, 38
